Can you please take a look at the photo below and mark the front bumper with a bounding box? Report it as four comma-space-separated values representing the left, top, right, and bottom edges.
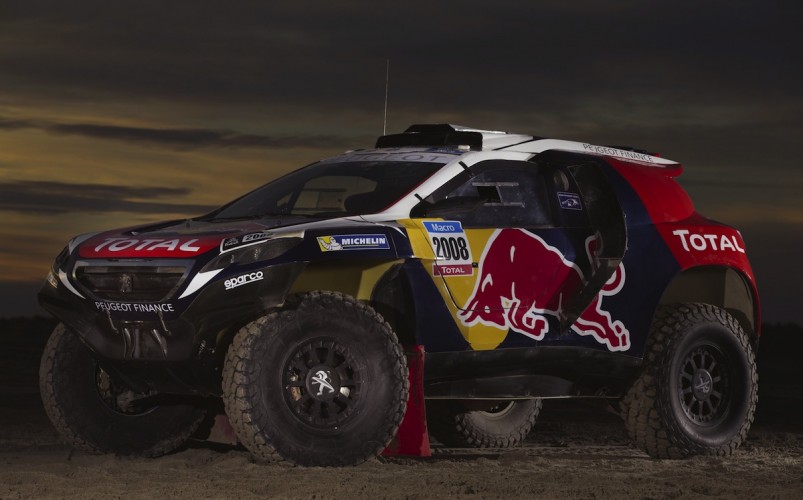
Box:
39, 261, 305, 395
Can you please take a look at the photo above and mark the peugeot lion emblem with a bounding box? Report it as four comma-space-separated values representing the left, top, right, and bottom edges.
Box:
119, 273, 133, 293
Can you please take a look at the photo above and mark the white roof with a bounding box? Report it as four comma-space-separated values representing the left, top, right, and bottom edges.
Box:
446, 124, 678, 166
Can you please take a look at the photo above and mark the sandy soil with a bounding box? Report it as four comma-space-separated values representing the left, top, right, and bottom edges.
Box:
2, 320, 802, 499
2, 391, 802, 499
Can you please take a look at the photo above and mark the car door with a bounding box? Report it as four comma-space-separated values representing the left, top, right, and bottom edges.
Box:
410, 159, 604, 350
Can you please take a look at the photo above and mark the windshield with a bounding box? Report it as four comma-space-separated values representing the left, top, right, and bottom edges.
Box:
203, 159, 446, 221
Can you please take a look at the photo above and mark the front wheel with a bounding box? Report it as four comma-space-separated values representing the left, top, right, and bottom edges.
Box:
222, 291, 409, 466
623, 303, 758, 458
39, 324, 206, 457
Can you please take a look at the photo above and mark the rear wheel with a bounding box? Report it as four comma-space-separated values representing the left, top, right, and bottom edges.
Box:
39, 324, 206, 457
427, 399, 541, 448
623, 303, 757, 458
222, 291, 409, 466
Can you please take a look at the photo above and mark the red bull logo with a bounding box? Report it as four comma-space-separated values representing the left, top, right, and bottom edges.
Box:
459, 228, 630, 351
571, 264, 630, 351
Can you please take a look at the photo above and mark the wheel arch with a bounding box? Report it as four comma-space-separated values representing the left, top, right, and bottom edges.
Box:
212, 258, 406, 361
287, 258, 402, 298
658, 265, 759, 346
369, 263, 418, 346
288, 257, 418, 346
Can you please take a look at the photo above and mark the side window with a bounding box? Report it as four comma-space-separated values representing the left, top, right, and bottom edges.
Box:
294, 176, 376, 214
439, 165, 552, 228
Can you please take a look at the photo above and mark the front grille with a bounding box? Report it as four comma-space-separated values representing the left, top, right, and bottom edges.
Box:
75, 263, 188, 302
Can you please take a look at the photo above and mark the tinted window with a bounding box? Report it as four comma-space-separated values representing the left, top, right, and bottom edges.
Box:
413, 162, 552, 228
206, 160, 444, 220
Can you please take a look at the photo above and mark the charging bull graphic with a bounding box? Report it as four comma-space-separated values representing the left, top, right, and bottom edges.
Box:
570, 264, 630, 351
459, 228, 630, 351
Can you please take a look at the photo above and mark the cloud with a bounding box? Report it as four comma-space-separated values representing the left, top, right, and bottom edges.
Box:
0, 117, 355, 151
2, 1, 800, 120
0, 180, 216, 215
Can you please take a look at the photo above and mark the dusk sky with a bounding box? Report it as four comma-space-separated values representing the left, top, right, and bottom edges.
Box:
0, 1, 800, 323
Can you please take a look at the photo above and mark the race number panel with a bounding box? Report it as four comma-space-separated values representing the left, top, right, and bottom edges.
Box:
423, 221, 474, 277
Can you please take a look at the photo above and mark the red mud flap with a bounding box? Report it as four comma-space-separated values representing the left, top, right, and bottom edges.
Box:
206, 414, 238, 446
382, 345, 432, 457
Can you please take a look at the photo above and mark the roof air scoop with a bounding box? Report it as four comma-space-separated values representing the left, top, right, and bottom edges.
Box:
375, 124, 484, 150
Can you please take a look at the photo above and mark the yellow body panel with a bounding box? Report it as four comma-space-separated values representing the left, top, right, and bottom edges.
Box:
290, 259, 402, 301
400, 218, 509, 350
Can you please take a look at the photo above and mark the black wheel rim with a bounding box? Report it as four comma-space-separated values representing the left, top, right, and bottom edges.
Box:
678, 344, 730, 425
478, 401, 515, 419
95, 366, 154, 415
282, 338, 362, 430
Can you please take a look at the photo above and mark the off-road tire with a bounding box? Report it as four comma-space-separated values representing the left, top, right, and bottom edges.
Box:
427, 399, 541, 448
222, 291, 409, 466
623, 303, 757, 458
39, 324, 206, 457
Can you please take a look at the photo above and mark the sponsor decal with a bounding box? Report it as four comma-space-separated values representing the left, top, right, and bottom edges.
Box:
224, 271, 264, 290
557, 192, 582, 210
92, 237, 201, 253
671, 229, 745, 253
243, 232, 270, 243
423, 221, 474, 277
582, 143, 656, 163
459, 229, 629, 351
95, 301, 174, 313
220, 231, 273, 252
317, 234, 390, 252
321, 151, 456, 164
80, 234, 222, 258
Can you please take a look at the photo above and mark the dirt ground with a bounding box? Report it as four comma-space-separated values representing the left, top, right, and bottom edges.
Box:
2, 319, 802, 499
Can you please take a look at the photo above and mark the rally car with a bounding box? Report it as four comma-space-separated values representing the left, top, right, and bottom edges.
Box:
39, 124, 759, 466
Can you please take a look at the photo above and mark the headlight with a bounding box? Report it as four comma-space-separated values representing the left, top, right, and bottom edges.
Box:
201, 237, 302, 273
46, 270, 59, 289
46, 245, 70, 288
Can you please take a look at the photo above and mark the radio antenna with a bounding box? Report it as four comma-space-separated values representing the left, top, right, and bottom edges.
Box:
383, 59, 390, 135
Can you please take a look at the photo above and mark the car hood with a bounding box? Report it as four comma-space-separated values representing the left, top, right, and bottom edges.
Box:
75, 216, 391, 259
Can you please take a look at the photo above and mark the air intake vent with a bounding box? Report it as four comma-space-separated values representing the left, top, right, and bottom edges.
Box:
376, 124, 484, 150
